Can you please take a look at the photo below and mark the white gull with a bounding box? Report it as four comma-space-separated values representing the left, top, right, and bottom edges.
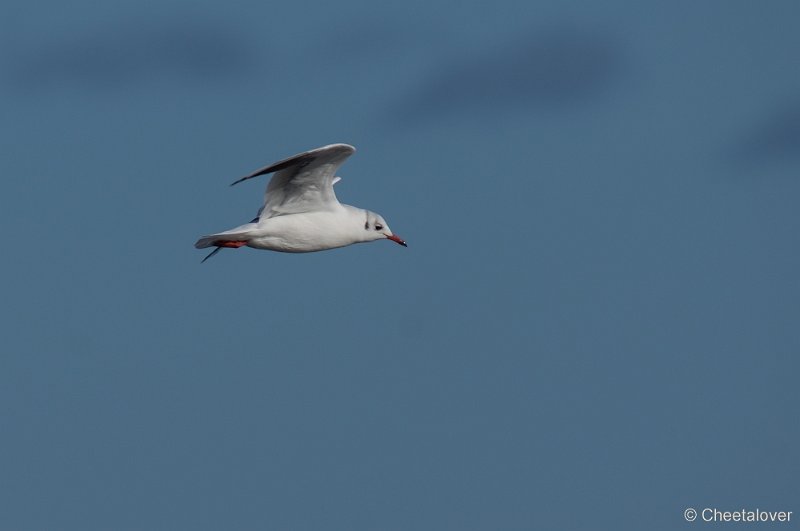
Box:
195, 143, 406, 262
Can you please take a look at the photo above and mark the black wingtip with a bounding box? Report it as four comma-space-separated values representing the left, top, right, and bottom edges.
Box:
201, 247, 223, 263
231, 168, 269, 187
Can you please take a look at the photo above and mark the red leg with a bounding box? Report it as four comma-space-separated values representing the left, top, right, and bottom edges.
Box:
216, 240, 248, 248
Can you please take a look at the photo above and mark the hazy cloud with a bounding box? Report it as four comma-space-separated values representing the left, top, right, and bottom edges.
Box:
9, 18, 256, 92
397, 27, 624, 119
319, 19, 402, 60
732, 104, 800, 166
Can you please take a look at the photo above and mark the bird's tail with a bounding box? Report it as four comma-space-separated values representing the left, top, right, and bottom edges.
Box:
195, 235, 220, 249
195, 234, 250, 263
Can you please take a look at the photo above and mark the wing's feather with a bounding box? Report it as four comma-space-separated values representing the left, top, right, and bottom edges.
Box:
231, 144, 355, 219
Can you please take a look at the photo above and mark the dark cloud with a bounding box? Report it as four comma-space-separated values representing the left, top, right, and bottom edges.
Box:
9, 18, 256, 92
732, 105, 800, 166
396, 27, 624, 119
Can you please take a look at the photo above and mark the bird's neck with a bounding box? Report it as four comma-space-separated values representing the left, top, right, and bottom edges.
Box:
340, 204, 373, 242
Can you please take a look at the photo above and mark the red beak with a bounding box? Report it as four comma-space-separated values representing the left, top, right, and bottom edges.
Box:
386, 234, 407, 247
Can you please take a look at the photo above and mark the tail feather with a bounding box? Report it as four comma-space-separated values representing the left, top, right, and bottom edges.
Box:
195, 223, 257, 249
195, 234, 250, 263
196, 224, 256, 262
195, 235, 217, 249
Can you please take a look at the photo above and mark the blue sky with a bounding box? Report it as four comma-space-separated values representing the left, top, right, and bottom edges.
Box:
2, 1, 799, 529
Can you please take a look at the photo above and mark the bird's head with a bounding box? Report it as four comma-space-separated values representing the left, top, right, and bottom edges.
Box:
363, 211, 406, 247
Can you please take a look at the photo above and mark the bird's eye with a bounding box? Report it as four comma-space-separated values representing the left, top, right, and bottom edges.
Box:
375, 224, 383, 231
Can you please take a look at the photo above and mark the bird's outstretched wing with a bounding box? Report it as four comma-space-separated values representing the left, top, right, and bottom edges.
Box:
231, 143, 356, 219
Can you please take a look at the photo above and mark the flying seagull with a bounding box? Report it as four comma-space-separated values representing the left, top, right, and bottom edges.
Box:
195, 143, 406, 262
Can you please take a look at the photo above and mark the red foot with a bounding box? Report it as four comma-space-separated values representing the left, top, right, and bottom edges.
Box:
216, 240, 248, 248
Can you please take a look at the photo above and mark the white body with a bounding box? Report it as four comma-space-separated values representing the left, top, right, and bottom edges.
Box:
206, 205, 376, 253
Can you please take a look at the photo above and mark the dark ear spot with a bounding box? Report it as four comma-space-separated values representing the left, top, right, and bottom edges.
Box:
364, 220, 369, 230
